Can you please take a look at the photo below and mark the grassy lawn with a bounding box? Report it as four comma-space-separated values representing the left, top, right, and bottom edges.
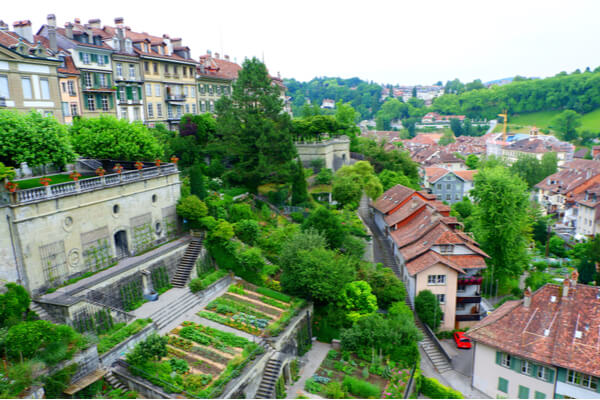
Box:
493, 108, 600, 135
309, 184, 332, 193
15, 173, 96, 190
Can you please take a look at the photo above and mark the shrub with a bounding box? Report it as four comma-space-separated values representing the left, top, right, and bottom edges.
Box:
342, 376, 380, 398
327, 349, 339, 360
419, 376, 463, 399
324, 381, 345, 399
234, 219, 260, 245
414, 290, 442, 330
254, 286, 292, 303
97, 318, 152, 354
290, 211, 304, 223
304, 378, 323, 394
169, 358, 189, 374
189, 269, 228, 293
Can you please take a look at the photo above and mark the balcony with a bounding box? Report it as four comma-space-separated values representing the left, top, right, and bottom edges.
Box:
457, 276, 483, 286
456, 295, 482, 304
455, 313, 486, 322
165, 94, 186, 103
82, 85, 116, 93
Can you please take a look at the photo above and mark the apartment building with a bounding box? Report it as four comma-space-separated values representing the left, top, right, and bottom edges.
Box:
574, 182, 600, 237
468, 275, 600, 399
423, 168, 477, 204
371, 184, 488, 330
39, 18, 117, 118
197, 51, 238, 114
0, 20, 63, 119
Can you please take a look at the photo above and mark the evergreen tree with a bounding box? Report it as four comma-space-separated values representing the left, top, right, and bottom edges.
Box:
190, 163, 207, 199
216, 58, 297, 192
291, 159, 308, 205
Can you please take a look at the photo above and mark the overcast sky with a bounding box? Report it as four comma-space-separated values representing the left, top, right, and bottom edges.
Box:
4, 0, 600, 85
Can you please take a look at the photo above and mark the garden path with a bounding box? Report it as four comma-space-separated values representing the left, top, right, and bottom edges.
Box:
286, 341, 331, 399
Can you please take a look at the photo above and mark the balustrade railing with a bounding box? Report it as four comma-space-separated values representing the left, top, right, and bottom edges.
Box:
11, 164, 178, 205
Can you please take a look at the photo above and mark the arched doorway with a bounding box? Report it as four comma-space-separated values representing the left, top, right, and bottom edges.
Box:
114, 230, 129, 259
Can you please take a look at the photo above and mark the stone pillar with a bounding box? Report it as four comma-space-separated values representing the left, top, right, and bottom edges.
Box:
284, 362, 292, 384
141, 270, 154, 295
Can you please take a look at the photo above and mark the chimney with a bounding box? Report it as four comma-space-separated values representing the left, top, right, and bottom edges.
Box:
47, 14, 57, 53
563, 278, 570, 297
74, 18, 81, 24
13, 20, 33, 43
84, 24, 93, 40
114, 17, 124, 26
215, 52, 220, 59
571, 270, 579, 287
171, 38, 182, 48
114, 17, 125, 51
523, 287, 532, 308
65, 22, 74, 39
0, 20, 8, 31
88, 18, 101, 28
224, 54, 229, 60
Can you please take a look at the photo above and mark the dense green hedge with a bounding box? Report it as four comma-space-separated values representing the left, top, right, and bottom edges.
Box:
97, 318, 153, 354
419, 376, 463, 399
342, 375, 381, 398
189, 270, 228, 293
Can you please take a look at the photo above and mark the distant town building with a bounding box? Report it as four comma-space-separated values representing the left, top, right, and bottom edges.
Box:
320, 98, 335, 109
423, 168, 477, 204
421, 112, 466, 124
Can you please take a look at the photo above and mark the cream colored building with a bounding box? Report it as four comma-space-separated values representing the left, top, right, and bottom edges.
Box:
414, 263, 458, 330
1, 163, 180, 295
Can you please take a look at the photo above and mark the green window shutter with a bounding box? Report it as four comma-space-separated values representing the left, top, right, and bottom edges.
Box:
104, 55, 109, 64
106, 75, 111, 87
511, 357, 521, 372
496, 351, 502, 365
79, 52, 83, 61
556, 368, 566, 382
126, 87, 133, 100
93, 73, 100, 87
109, 94, 114, 109
518, 385, 529, 399
95, 94, 102, 109
547, 369, 555, 383
138, 87, 142, 99
84, 95, 89, 110
498, 377, 508, 393
535, 391, 546, 399
91, 53, 98, 62
532, 364, 538, 378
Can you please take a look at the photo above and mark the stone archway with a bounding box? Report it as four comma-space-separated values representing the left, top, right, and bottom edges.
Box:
114, 230, 129, 259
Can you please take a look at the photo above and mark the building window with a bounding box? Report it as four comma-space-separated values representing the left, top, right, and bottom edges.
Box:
436, 294, 445, 304
62, 102, 69, 116
82, 52, 90, 64
173, 65, 178, 75
119, 87, 126, 102
40, 79, 50, 100
201, 101, 206, 112
84, 72, 92, 88
501, 353, 511, 368
97, 54, 105, 66
518, 385, 530, 399
116, 63, 123, 77
87, 95, 95, 111
146, 83, 152, 97
190, 87, 195, 98
437, 275, 446, 284
447, 184, 452, 190
70, 103, 78, 116
183, 67, 187, 77
120, 107, 127, 119
537, 366, 550, 381
216, 85, 221, 95
156, 103, 163, 118
68, 81, 76, 96
132, 87, 139, 102
192, 103, 197, 114
61, 82, 66, 92
445, 194, 451, 200
209, 85, 214, 95
185, 104, 190, 113
101, 95, 109, 111
209, 101, 214, 112
129, 64, 136, 80
164, 64, 169, 74
147, 103, 154, 118
125, 39, 132, 53
0, 75, 10, 98
439, 245, 453, 255
498, 377, 508, 393
167, 104, 173, 119
223, 86, 229, 95
99, 74, 107, 87
184, 86, 188, 96
21, 77, 32, 99
133, 107, 140, 120
176, 105, 182, 118
144, 61, 149, 72
155, 84, 161, 97
521, 360, 532, 375
436, 183, 442, 189
200, 84, 205, 94
567, 370, 598, 390
153, 62, 158, 74
427, 275, 436, 285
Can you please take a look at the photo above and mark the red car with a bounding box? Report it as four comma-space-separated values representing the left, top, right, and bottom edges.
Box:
453, 331, 472, 349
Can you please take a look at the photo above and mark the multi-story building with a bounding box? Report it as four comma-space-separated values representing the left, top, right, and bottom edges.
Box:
197, 51, 238, 114
56, 54, 82, 123
101, 18, 144, 122
371, 184, 489, 330
574, 182, 600, 237
423, 168, 476, 204
117, 28, 196, 129
0, 20, 63, 119
39, 18, 117, 118
467, 274, 600, 399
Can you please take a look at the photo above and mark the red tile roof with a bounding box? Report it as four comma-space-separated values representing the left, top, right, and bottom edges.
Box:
406, 251, 465, 275
0, 30, 54, 57
371, 185, 416, 215
467, 282, 600, 377
454, 170, 477, 182
424, 167, 449, 183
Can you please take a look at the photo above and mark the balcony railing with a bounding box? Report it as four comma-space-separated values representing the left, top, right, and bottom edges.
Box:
165, 94, 186, 102
82, 85, 116, 93
11, 164, 178, 205
456, 295, 482, 304
456, 312, 486, 322
457, 276, 483, 286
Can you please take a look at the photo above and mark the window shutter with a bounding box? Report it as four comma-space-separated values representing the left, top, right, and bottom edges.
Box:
547, 369, 555, 383
79, 52, 83, 61
495, 351, 501, 365
109, 94, 114, 109
95, 94, 102, 108
138, 87, 142, 99
126, 87, 133, 100
106, 75, 111, 87
93, 73, 99, 86
91, 53, 98, 62
535, 391, 546, 399
498, 377, 508, 393
511, 357, 521, 372
532, 364, 538, 378
84, 96, 89, 110
518, 385, 529, 399
104, 55, 109, 64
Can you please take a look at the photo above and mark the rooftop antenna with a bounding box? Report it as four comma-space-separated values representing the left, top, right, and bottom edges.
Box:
497, 109, 508, 141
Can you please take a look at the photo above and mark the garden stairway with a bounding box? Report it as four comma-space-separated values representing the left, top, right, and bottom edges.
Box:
171, 234, 204, 288
30, 301, 62, 324
104, 369, 128, 392
255, 358, 282, 399
148, 288, 203, 330
414, 317, 452, 373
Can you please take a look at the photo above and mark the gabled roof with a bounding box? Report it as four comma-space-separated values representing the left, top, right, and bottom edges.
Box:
454, 170, 477, 182
0, 30, 56, 58
371, 185, 416, 215
197, 54, 241, 80
406, 251, 465, 275
424, 167, 449, 183
467, 282, 600, 377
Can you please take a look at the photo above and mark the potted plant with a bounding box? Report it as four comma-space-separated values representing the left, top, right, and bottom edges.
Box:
135, 161, 144, 170
95, 167, 106, 176
170, 156, 179, 164
69, 171, 82, 181
4, 181, 18, 193
155, 159, 162, 167
40, 177, 52, 186
112, 164, 123, 174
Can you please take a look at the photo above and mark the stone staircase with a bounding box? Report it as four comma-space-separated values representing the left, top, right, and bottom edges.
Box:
149, 288, 203, 330
105, 369, 128, 391
30, 302, 62, 324
171, 235, 204, 288
413, 313, 452, 373
255, 358, 282, 399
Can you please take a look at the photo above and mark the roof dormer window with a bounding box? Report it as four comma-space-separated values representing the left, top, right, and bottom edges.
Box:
113, 38, 120, 51
125, 39, 132, 53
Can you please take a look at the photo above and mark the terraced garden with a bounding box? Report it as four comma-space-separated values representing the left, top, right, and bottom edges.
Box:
130, 322, 263, 398
197, 281, 306, 337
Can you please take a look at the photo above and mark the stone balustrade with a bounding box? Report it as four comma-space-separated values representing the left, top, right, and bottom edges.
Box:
12, 164, 178, 205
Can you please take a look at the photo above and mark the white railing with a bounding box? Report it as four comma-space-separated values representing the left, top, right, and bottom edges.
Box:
12, 164, 178, 205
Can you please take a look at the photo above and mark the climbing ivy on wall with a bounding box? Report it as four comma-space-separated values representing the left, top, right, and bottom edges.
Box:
73, 308, 114, 334
151, 266, 171, 293
84, 238, 112, 271
296, 320, 312, 356
164, 217, 178, 239
120, 280, 143, 311
132, 223, 154, 254
196, 252, 214, 276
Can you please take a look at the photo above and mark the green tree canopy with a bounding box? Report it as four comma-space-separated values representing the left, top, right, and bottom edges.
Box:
338, 281, 378, 323
552, 110, 582, 142
414, 290, 443, 330
510, 153, 557, 189
438, 130, 456, 146
302, 207, 347, 249
216, 58, 297, 191
333, 161, 383, 207
70, 115, 163, 161
0, 110, 76, 168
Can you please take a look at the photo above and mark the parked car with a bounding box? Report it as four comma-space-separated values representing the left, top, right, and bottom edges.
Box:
453, 331, 472, 349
